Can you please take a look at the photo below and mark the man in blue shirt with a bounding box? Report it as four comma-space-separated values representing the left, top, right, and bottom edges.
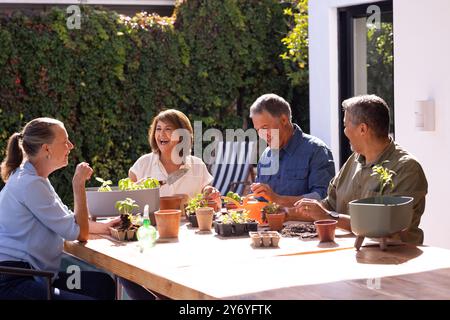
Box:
250, 93, 335, 207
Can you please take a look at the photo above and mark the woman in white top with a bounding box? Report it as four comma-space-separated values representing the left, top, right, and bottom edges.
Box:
122, 109, 220, 300
129, 109, 217, 198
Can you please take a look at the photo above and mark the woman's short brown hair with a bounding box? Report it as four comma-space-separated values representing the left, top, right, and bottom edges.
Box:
148, 109, 193, 154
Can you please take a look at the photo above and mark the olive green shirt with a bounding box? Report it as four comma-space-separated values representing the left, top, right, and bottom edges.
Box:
322, 140, 428, 244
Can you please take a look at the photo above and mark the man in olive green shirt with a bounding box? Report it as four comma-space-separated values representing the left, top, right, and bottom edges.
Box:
292, 95, 428, 244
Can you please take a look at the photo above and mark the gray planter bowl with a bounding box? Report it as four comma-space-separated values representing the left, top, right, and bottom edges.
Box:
349, 196, 414, 238
86, 187, 160, 224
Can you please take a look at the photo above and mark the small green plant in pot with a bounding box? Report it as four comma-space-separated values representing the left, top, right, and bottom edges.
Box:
261, 202, 286, 231
185, 193, 208, 227
118, 177, 160, 191
223, 191, 242, 210
371, 160, 396, 202
349, 161, 414, 251
111, 198, 140, 241
96, 177, 112, 192
86, 176, 160, 222
214, 209, 257, 236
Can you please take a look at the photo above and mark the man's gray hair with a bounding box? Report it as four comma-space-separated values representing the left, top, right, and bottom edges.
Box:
249, 93, 292, 122
342, 94, 390, 138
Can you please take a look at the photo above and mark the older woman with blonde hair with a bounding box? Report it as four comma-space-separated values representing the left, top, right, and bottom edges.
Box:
0, 117, 119, 300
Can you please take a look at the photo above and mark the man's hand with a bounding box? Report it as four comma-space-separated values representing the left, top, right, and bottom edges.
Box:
293, 198, 329, 221
250, 183, 275, 202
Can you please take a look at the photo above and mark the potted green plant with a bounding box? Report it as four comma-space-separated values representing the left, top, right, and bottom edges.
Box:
96, 177, 112, 192
261, 202, 286, 231
109, 198, 141, 241
86, 176, 160, 223
214, 209, 257, 237
223, 191, 242, 210
349, 161, 414, 250
185, 193, 208, 228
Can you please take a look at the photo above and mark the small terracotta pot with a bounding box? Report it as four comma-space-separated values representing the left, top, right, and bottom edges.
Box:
266, 212, 285, 231
160, 195, 186, 210
195, 207, 214, 231
154, 209, 181, 238
314, 219, 337, 242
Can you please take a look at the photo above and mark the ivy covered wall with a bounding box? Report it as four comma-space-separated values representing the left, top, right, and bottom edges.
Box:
0, 0, 308, 204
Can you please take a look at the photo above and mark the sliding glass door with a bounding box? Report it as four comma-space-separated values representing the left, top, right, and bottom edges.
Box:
338, 1, 394, 166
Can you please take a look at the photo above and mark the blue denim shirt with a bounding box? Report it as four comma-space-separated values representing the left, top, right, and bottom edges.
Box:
256, 124, 335, 199
0, 161, 80, 276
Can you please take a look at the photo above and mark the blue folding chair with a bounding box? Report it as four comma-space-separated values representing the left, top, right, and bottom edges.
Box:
208, 141, 257, 195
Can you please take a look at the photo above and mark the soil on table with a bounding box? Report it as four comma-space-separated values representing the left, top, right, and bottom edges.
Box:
281, 223, 317, 239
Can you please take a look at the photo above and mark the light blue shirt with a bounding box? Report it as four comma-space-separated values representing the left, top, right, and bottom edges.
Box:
0, 161, 80, 276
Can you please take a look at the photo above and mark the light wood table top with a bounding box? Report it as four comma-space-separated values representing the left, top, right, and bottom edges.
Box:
64, 222, 450, 299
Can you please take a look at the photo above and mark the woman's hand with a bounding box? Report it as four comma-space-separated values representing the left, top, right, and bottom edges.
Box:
293, 198, 329, 221
202, 185, 220, 201
72, 162, 93, 186
89, 217, 121, 235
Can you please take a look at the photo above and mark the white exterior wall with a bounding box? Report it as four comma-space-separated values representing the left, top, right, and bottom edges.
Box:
394, 0, 450, 248
309, 0, 450, 248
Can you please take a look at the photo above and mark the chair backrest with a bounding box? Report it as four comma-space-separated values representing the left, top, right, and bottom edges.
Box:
209, 141, 257, 195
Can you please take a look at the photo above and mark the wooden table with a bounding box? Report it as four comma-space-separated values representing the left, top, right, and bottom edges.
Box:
64, 222, 450, 299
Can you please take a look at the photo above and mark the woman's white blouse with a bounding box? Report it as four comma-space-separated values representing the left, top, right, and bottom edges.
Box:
130, 153, 213, 198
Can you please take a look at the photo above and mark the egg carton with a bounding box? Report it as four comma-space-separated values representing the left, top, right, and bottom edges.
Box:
249, 231, 281, 247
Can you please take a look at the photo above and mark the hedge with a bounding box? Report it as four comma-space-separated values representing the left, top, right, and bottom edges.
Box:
0, 0, 308, 205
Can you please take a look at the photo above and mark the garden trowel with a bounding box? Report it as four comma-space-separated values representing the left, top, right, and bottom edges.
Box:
159, 167, 189, 186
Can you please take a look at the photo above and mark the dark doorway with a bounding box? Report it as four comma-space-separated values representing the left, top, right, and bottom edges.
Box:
338, 1, 394, 167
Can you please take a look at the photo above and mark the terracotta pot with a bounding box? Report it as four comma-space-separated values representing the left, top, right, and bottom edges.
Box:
314, 219, 337, 242
154, 209, 181, 238
160, 195, 186, 210
266, 213, 285, 231
195, 207, 214, 231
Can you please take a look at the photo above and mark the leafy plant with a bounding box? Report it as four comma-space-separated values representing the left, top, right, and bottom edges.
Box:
371, 160, 397, 196
224, 191, 242, 204
115, 198, 139, 230
220, 209, 251, 224
0, 2, 306, 206
261, 202, 283, 215
185, 193, 208, 216
261, 202, 285, 222
96, 177, 112, 192
141, 177, 160, 189
115, 197, 139, 215
280, 0, 309, 86
118, 177, 159, 191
